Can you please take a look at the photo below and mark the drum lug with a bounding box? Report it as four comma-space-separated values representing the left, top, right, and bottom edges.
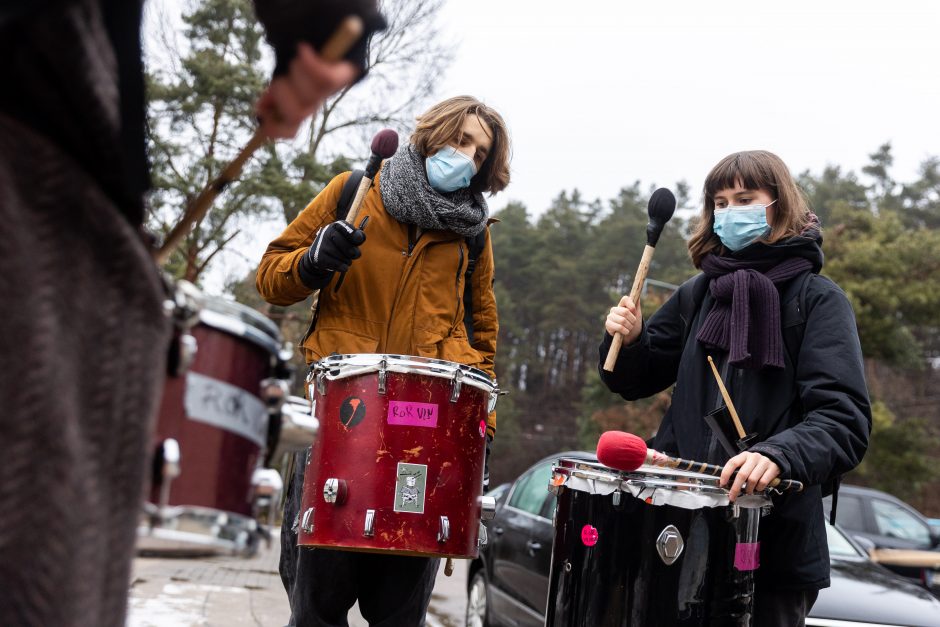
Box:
479, 495, 497, 521
301, 507, 315, 534
157, 438, 181, 513
438, 516, 450, 543
315, 370, 327, 396
450, 369, 463, 403
612, 490, 622, 507
477, 521, 488, 547
323, 478, 348, 505
363, 509, 376, 537
656, 525, 685, 565
378, 357, 388, 395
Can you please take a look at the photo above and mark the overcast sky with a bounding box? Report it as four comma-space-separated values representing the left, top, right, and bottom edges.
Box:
434, 0, 939, 216
152, 0, 939, 293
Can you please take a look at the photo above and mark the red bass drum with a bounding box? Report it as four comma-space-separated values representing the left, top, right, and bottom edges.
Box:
298, 354, 499, 558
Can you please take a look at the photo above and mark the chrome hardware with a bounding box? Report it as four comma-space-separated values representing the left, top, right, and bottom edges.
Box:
316, 370, 327, 396
479, 495, 497, 521
363, 509, 376, 537
176, 333, 198, 375
656, 525, 684, 565
378, 358, 388, 395
301, 507, 315, 534
260, 377, 289, 410
323, 478, 347, 505
450, 369, 463, 403
564, 559, 572, 573
438, 516, 450, 543
157, 438, 181, 511
477, 522, 488, 547
612, 491, 622, 507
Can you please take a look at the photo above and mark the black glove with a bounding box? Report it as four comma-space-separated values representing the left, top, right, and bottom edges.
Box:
297, 220, 366, 289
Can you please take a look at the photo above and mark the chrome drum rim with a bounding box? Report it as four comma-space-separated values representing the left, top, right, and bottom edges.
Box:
466, 572, 488, 627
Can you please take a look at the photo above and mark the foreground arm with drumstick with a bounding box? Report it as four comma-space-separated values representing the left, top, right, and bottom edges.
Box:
597, 151, 871, 622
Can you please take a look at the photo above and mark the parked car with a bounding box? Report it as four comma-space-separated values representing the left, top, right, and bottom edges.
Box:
468, 455, 940, 627
826, 484, 940, 552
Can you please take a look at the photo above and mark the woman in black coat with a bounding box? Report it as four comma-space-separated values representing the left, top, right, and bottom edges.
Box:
600, 150, 872, 627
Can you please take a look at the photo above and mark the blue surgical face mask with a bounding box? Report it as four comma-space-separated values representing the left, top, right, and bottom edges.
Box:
713, 199, 777, 251
425, 146, 477, 193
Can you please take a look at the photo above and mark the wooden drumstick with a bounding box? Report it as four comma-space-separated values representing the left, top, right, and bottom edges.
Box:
154, 16, 365, 266
706, 355, 747, 439
603, 188, 677, 372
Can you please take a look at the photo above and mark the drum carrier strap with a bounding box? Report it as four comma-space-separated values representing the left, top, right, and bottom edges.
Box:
678, 271, 842, 524
302, 170, 488, 346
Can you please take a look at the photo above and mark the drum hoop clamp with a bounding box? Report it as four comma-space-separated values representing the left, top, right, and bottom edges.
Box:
301, 507, 315, 534
363, 509, 376, 537
378, 358, 388, 395
438, 516, 450, 543
450, 369, 463, 403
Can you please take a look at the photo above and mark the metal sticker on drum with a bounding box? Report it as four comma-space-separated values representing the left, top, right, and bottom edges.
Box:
387, 401, 438, 428
393, 463, 428, 514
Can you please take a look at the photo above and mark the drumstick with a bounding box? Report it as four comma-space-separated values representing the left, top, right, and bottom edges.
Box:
154, 16, 365, 266
706, 355, 747, 439
596, 430, 804, 492
603, 188, 677, 372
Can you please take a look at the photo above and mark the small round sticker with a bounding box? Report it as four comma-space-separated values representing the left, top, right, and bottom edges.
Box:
479, 420, 487, 438
339, 397, 366, 428
581, 524, 599, 547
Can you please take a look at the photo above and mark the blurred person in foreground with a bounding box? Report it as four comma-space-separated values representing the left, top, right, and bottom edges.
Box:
0, 2, 382, 625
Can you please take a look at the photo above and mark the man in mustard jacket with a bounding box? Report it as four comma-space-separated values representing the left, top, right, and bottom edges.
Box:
256, 95, 511, 626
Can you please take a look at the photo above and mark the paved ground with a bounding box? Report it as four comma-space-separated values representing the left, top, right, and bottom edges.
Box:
127, 531, 468, 626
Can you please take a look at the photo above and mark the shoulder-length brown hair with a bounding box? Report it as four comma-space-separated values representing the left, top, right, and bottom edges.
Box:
688, 150, 814, 267
411, 96, 511, 195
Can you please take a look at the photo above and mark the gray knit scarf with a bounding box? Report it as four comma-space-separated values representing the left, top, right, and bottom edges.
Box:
380, 144, 489, 237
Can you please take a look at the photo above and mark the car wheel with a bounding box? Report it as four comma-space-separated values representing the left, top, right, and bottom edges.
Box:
466, 570, 491, 627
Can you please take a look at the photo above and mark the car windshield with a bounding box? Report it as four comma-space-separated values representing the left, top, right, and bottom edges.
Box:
826, 523, 864, 558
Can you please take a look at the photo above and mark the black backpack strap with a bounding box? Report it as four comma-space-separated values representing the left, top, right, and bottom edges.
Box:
462, 230, 488, 345
337, 169, 365, 220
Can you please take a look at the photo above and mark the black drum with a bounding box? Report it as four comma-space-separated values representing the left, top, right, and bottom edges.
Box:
546, 458, 770, 627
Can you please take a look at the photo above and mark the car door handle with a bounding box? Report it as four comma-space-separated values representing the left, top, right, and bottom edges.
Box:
526, 540, 542, 555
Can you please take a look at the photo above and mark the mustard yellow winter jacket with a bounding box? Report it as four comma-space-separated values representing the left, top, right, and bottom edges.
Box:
256, 171, 498, 436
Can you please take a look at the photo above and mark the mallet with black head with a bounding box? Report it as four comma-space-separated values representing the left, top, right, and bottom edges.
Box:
603, 187, 677, 372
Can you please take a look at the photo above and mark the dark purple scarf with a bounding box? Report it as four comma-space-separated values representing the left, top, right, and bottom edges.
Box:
696, 227, 823, 370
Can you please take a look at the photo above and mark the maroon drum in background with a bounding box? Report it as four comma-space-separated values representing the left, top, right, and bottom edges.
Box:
139, 289, 291, 556
297, 354, 499, 559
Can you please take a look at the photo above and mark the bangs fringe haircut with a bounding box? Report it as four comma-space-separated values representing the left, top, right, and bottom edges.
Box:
688, 150, 814, 267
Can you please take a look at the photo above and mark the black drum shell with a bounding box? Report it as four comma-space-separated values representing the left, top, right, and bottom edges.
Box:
546, 480, 759, 626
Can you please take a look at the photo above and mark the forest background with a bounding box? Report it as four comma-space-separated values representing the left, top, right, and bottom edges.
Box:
145, 0, 940, 513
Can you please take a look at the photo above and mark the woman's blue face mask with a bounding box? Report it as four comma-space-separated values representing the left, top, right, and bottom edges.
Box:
713, 199, 777, 251
425, 146, 477, 193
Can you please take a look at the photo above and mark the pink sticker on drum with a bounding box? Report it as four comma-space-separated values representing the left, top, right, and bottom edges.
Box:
479, 420, 487, 438
734, 542, 760, 571
387, 401, 439, 428
581, 525, 599, 547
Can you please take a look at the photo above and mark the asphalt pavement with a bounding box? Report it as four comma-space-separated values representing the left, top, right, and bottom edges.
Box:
127, 531, 468, 626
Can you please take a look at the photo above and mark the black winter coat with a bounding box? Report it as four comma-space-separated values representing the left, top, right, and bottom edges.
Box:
598, 253, 871, 590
